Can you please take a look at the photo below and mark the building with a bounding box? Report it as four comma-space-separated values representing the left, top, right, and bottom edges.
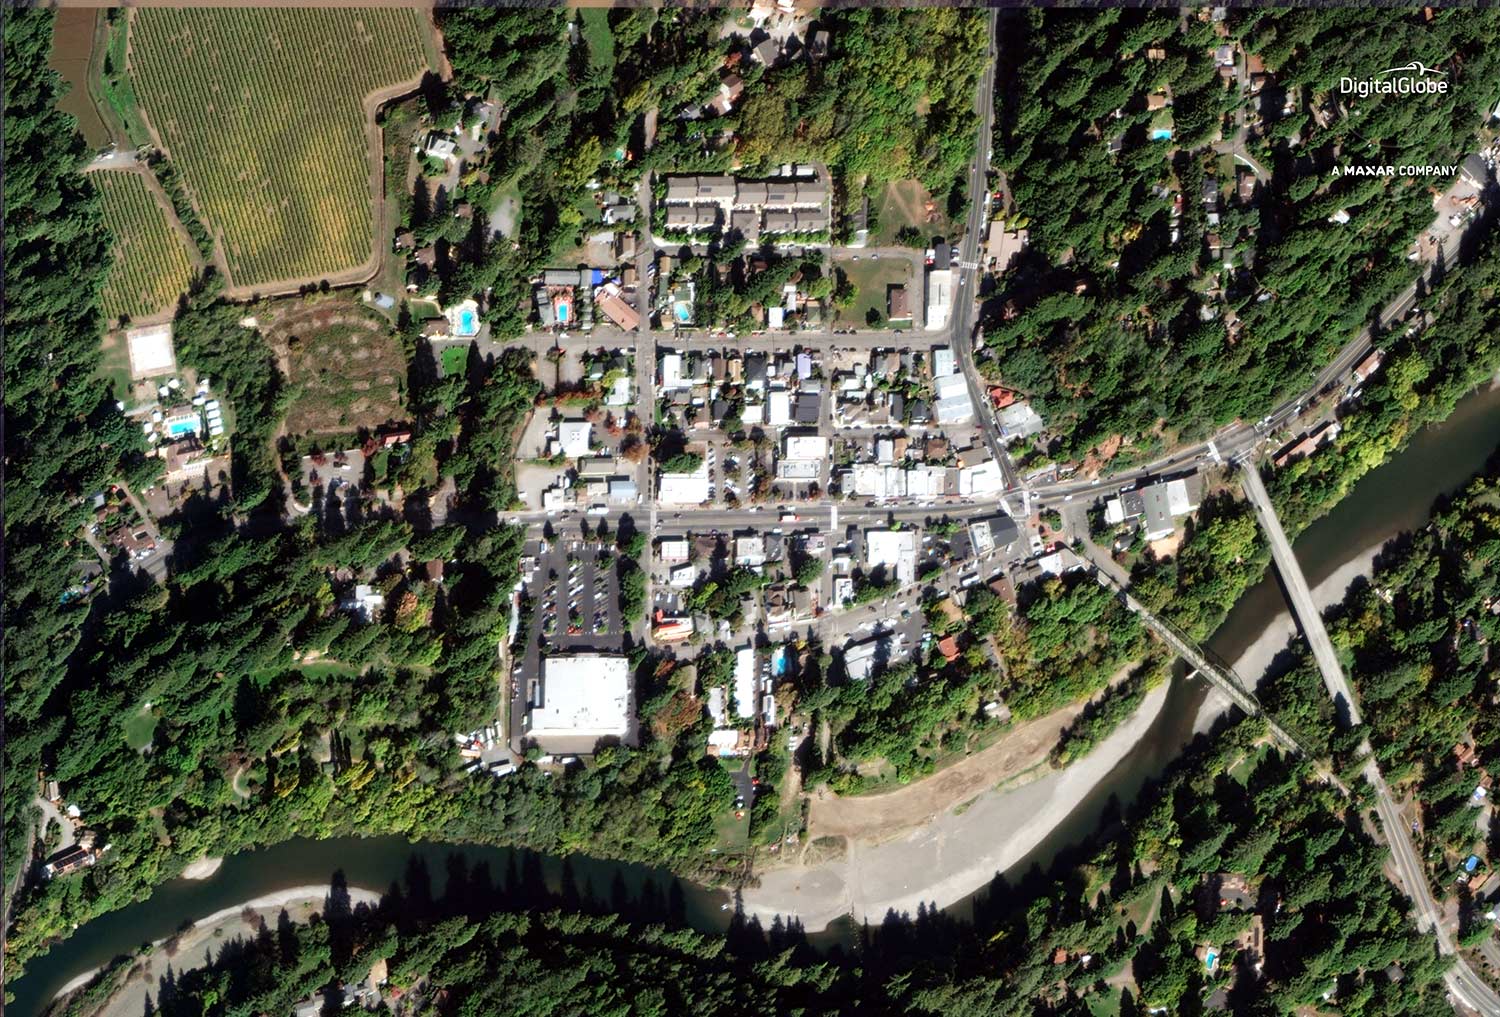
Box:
43, 844, 96, 879
926, 269, 952, 331
594, 283, 640, 332
967, 514, 1021, 558
659, 538, 690, 562
1107, 476, 1203, 540
527, 654, 632, 741
866, 528, 918, 585
705, 74, 744, 117
653, 615, 694, 642
933, 373, 974, 424
557, 420, 592, 459
1274, 420, 1340, 467
985, 224, 1028, 274
887, 285, 911, 321
734, 647, 757, 719
1462, 153, 1491, 189
735, 535, 767, 567
658, 470, 712, 505
421, 132, 458, 161
844, 634, 901, 681
782, 434, 828, 463
125, 322, 176, 378
996, 401, 1045, 442
342, 584, 385, 622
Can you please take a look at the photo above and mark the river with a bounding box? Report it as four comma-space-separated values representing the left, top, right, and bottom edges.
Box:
12, 383, 1500, 1016
7, 838, 731, 1017
932, 379, 1500, 916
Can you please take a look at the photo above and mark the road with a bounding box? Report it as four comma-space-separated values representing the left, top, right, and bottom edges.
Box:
949, 10, 1014, 490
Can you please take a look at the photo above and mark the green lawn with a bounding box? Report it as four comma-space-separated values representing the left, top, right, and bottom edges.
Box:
834, 255, 913, 328
580, 8, 615, 75
96, 329, 135, 407
440, 344, 471, 378
1086, 988, 1123, 1017
122, 706, 158, 751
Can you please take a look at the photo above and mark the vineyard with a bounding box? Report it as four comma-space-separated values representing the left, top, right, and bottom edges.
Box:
127, 9, 430, 289
95, 169, 197, 323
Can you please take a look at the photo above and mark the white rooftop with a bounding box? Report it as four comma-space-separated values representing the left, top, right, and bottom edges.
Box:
734, 647, 757, 720
528, 654, 632, 741
558, 421, 592, 459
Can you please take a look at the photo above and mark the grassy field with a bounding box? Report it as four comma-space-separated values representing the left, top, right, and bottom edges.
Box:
873, 179, 948, 247
127, 9, 431, 288
122, 706, 158, 751
95, 169, 197, 323
833, 254, 914, 328
262, 297, 407, 437
580, 8, 615, 75
439, 344, 470, 378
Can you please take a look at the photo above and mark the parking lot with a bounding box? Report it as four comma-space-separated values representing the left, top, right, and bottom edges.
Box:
509, 537, 626, 746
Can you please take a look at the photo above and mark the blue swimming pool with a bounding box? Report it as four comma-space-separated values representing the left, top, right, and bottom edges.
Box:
673, 303, 691, 323
456, 308, 479, 336
557, 302, 570, 324
1151, 128, 1173, 141
167, 419, 200, 438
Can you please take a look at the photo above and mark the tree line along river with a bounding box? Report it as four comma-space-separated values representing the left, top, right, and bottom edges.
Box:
11, 381, 1500, 1017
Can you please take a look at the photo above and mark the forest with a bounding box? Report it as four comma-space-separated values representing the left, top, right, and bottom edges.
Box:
983, 8, 1500, 459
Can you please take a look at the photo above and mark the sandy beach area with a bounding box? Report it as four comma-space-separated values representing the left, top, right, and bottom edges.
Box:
744, 539, 1391, 933
51, 884, 382, 1016
179, 855, 224, 880
741, 682, 1170, 931
1195, 539, 1385, 733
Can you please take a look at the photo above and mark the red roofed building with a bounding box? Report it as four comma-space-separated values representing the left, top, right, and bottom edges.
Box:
937, 636, 961, 662
989, 387, 1018, 408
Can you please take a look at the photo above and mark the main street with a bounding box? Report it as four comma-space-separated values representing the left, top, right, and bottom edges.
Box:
949, 10, 1015, 492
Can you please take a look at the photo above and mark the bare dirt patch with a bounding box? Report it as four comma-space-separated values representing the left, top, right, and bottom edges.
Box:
806, 702, 1086, 846
260, 295, 407, 437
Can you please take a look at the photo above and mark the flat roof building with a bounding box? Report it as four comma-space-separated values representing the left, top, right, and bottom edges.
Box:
527, 654, 632, 742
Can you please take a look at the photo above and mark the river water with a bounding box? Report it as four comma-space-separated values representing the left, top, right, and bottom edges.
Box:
12, 383, 1500, 1016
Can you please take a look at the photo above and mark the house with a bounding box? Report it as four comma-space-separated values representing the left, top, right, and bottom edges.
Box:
887, 285, 911, 321
421, 132, 458, 161
43, 844, 96, 879
342, 583, 386, 622
1237, 171, 1257, 204
752, 38, 780, 66
705, 74, 745, 117
937, 636, 961, 663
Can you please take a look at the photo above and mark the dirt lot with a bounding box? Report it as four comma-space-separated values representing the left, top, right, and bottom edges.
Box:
261, 296, 407, 437
805, 702, 1086, 847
